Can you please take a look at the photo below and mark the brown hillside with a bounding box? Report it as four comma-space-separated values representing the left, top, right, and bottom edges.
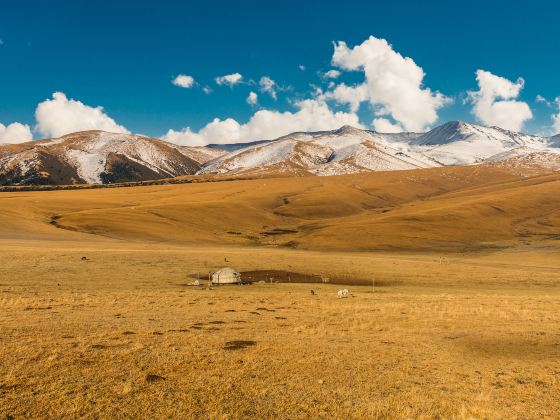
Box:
1, 165, 558, 252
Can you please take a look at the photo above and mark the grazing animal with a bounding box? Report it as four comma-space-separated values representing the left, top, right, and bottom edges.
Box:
337, 289, 349, 299
310, 290, 315, 295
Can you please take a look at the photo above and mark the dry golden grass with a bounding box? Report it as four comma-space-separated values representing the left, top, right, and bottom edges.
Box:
1, 166, 560, 418
2, 165, 559, 252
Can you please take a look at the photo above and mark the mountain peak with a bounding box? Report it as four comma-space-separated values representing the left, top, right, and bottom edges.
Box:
0, 131, 223, 186
434, 120, 479, 131
413, 121, 550, 165
414, 121, 477, 146
333, 125, 364, 135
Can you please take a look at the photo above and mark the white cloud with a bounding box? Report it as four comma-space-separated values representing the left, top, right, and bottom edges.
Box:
468, 70, 533, 131
310, 84, 323, 97
203, 86, 212, 94
162, 99, 361, 146
259, 76, 278, 100
0, 122, 33, 144
298, 64, 306, 71
372, 118, 403, 133
246, 91, 258, 106
536, 94, 549, 105
172, 74, 195, 88
320, 83, 368, 112
553, 97, 560, 134
323, 69, 341, 79
35, 92, 129, 138
215, 73, 243, 87
331, 36, 448, 132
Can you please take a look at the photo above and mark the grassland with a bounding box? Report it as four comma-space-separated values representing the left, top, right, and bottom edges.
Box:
1, 166, 560, 418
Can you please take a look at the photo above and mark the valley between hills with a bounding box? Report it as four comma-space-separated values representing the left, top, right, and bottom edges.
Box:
2, 156, 560, 418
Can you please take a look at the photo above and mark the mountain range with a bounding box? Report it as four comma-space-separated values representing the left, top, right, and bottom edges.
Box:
1, 121, 558, 185
0, 131, 225, 185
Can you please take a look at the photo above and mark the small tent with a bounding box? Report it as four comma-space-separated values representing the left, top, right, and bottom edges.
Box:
211, 267, 242, 284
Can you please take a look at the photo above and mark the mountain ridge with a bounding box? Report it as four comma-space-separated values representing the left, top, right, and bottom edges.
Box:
200, 120, 557, 176
1, 122, 558, 185
0, 130, 225, 185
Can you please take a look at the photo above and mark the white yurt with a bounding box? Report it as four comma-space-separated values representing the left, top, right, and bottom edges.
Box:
211, 267, 242, 284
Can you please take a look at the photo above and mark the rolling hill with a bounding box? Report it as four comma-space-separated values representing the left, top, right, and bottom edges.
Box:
2, 165, 559, 252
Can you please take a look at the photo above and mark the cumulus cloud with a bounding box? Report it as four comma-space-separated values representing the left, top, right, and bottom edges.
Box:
0, 122, 33, 144
468, 70, 533, 131
320, 83, 368, 113
553, 97, 560, 134
246, 91, 258, 106
35, 92, 129, 138
298, 64, 306, 71
259, 76, 278, 100
172, 74, 195, 88
323, 69, 341, 79
162, 99, 361, 146
202, 86, 212, 94
215, 73, 243, 87
372, 118, 403, 133
331, 36, 448, 132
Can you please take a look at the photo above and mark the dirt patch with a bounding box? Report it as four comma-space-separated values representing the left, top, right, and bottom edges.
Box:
459, 337, 560, 359
240, 270, 394, 286
260, 228, 298, 236
145, 374, 166, 383
91, 344, 108, 349
241, 270, 322, 283
224, 340, 257, 350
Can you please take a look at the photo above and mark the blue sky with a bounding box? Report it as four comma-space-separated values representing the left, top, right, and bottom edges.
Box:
1, 0, 559, 144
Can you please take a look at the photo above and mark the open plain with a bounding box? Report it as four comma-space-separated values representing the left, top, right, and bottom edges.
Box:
2, 166, 560, 418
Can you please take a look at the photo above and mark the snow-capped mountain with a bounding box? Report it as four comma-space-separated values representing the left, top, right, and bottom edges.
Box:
0, 131, 225, 185
199, 121, 559, 176
412, 121, 551, 165
1, 122, 558, 186
200, 125, 438, 176
200, 121, 560, 175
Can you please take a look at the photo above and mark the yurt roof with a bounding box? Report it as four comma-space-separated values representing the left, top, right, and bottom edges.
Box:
215, 267, 239, 275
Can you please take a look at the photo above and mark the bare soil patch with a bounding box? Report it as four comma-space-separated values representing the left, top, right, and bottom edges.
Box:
224, 340, 257, 350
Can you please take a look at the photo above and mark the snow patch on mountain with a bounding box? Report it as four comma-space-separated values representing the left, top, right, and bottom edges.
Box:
2, 122, 559, 185
413, 121, 550, 165
201, 125, 439, 176
65, 148, 105, 184
0, 130, 221, 185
